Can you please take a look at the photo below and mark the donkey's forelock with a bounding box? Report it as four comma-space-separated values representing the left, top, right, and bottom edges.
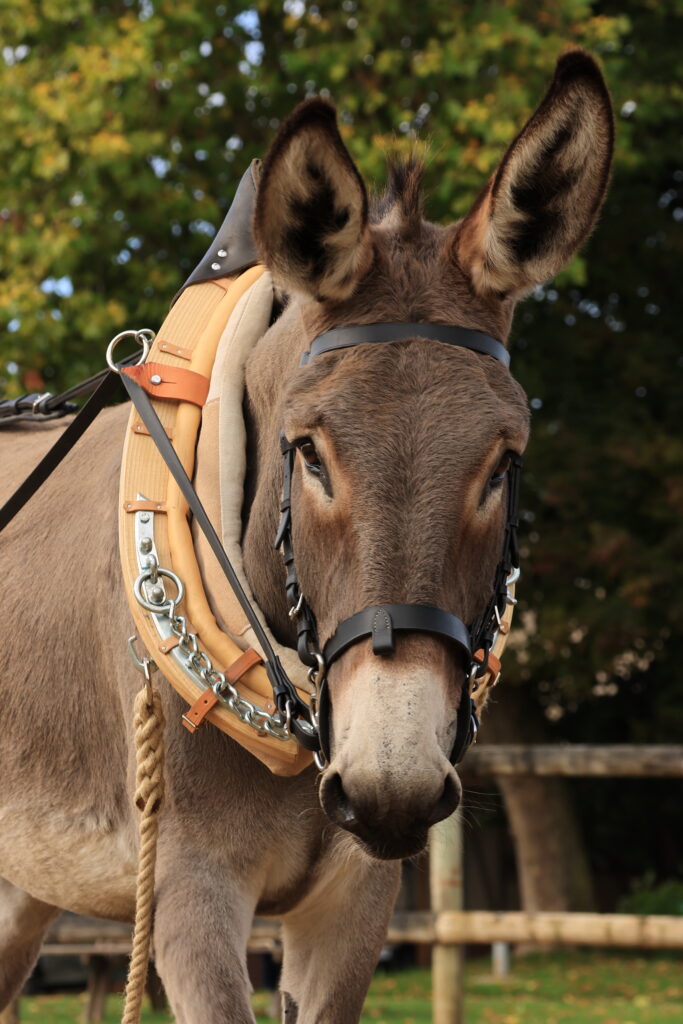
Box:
370, 157, 426, 236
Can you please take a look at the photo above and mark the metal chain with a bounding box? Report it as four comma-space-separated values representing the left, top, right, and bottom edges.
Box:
132, 556, 290, 741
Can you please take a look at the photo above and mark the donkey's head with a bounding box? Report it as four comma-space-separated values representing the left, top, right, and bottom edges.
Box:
244, 51, 613, 859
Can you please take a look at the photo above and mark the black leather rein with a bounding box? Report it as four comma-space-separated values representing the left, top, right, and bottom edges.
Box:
276, 320, 522, 768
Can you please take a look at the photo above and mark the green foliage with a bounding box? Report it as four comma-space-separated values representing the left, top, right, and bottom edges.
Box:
1, 0, 681, 742
619, 874, 683, 917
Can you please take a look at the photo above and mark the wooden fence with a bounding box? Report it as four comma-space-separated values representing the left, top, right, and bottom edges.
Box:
3, 745, 682, 1024
429, 743, 683, 1024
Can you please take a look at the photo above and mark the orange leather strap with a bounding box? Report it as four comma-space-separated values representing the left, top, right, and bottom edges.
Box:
181, 648, 263, 733
473, 649, 502, 689
121, 363, 210, 407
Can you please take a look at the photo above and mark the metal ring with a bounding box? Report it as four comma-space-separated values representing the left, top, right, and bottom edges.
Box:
105, 328, 154, 373
133, 566, 185, 614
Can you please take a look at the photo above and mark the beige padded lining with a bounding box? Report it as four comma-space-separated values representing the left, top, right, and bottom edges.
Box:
195, 272, 312, 693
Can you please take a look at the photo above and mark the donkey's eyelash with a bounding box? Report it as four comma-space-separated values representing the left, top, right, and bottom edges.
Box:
293, 437, 333, 497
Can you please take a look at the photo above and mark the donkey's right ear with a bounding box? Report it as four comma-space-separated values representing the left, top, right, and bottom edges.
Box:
254, 99, 372, 302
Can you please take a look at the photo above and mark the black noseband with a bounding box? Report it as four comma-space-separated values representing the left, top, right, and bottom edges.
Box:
320, 602, 477, 768
323, 603, 471, 664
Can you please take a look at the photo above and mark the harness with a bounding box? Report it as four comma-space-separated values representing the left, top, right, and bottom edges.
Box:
0, 163, 522, 776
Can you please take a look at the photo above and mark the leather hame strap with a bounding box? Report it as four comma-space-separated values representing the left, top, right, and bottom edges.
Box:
301, 322, 510, 368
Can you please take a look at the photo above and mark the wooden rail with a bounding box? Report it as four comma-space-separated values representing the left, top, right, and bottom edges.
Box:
37, 907, 683, 959
463, 744, 683, 777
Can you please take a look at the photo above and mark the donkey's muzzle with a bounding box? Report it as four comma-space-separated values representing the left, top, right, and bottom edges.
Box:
319, 767, 461, 860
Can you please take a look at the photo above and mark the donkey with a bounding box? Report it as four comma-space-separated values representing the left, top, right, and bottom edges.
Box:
0, 50, 612, 1023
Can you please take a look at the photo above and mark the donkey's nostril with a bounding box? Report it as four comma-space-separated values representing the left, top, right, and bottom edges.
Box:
320, 770, 358, 828
426, 771, 461, 827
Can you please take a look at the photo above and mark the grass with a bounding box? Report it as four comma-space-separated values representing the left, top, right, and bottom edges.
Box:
17, 951, 683, 1023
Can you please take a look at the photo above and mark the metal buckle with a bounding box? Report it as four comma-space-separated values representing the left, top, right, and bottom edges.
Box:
31, 392, 52, 415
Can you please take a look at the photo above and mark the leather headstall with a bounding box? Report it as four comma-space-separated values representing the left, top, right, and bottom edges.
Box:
276, 321, 523, 768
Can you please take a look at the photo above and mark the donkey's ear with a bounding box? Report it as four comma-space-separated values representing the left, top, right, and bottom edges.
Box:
456, 50, 614, 297
254, 99, 372, 302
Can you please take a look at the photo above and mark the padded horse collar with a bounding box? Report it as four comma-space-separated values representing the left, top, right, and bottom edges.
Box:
276, 320, 522, 768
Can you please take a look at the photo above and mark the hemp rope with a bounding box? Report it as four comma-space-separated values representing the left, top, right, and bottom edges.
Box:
121, 678, 165, 1024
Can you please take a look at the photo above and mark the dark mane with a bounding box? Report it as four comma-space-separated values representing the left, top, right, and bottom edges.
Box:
370, 157, 425, 232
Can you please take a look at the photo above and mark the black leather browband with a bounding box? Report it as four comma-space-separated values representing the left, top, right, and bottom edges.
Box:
301, 322, 510, 368
324, 603, 472, 667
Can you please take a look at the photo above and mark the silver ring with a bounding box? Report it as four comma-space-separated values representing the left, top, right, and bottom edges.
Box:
133, 566, 185, 614
106, 328, 154, 373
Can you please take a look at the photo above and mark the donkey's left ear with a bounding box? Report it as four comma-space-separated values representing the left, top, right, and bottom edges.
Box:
456, 50, 614, 297
254, 99, 372, 302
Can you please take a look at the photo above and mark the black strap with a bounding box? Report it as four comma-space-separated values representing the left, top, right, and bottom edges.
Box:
324, 603, 472, 666
119, 373, 318, 751
301, 322, 510, 368
0, 370, 122, 532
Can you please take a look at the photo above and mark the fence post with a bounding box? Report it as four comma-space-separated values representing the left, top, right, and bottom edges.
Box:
430, 809, 464, 1024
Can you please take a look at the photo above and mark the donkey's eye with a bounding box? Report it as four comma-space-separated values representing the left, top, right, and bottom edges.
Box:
299, 440, 322, 474
490, 452, 512, 487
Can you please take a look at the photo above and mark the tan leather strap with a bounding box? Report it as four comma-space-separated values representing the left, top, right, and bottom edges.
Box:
181, 690, 219, 733
121, 363, 210, 407
158, 341, 192, 360
181, 648, 263, 732
123, 499, 167, 513
473, 648, 502, 691
131, 418, 173, 439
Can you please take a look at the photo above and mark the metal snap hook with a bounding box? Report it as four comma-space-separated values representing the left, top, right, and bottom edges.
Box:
127, 635, 157, 681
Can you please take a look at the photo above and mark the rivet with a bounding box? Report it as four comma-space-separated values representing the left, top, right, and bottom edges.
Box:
211, 261, 221, 271
150, 585, 165, 603
144, 555, 156, 570
150, 373, 162, 385
140, 537, 152, 553
217, 248, 227, 257
140, 513, 150, 523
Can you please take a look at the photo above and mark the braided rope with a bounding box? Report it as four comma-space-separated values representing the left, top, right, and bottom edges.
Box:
121, 680, 165, 1024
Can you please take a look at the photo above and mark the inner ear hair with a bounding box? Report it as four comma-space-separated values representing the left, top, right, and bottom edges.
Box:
457, 49, 614, 297
254, 98, 372, 302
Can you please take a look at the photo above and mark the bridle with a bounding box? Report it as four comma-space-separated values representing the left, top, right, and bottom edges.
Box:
275, 321, 522, 769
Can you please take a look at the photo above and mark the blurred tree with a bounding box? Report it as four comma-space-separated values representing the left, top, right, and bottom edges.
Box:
1, 0, 681, 909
